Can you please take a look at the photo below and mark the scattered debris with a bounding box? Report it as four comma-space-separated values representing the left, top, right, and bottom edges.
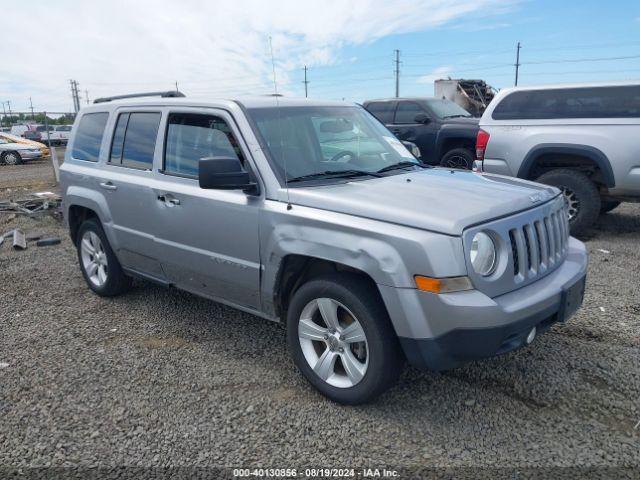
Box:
12, 229, 26, 250
635, 419, 640, 430
26, 234, 43, 241
0, 362, 9, 369
599, 307, 606, 312
597, 249, 611, 254
0, 193, 61, 217
36, 237, 61, 247
3, 213, 16, 224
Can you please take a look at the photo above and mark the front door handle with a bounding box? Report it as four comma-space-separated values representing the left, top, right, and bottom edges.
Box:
157, 194, 180, 206
99, 181, 117, 191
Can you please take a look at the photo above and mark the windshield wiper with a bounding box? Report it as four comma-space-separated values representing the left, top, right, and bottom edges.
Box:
287, 169, 382, 184
376, 161, 428, 174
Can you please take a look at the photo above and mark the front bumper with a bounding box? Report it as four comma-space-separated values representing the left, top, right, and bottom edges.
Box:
379, 237, 588, 370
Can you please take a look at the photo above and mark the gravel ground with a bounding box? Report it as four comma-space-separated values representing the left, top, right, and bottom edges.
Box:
0, 147, 64, 189
0, 189, 638, 477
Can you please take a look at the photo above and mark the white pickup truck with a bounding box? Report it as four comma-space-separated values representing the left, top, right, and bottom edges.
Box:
36, 125, 72, 146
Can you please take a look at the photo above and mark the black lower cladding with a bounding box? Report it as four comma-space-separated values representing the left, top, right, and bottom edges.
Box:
400, 273, 586, 371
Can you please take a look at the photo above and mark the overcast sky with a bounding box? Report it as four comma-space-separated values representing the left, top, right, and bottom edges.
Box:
2, 0, 640, 113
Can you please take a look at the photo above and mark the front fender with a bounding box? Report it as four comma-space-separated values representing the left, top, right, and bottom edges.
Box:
259, 201, 467, 318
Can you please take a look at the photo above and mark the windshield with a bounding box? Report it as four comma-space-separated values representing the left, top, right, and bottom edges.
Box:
246, 105, 418, 184
425, 99, 472, 118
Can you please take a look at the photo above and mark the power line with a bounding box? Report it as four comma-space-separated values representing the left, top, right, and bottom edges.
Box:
523, 54, 640, 66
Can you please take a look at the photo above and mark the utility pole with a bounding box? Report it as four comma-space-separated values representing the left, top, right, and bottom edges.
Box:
7, 100, 12, 122
394, 49, 401, 98
175, 81, 179, 92
70, 80, 78, 113
85, 90, 90, 105
1, 102, 6, 127
303, 66, 309, 98
29, 97, 35, 120
514, 41, 521, 86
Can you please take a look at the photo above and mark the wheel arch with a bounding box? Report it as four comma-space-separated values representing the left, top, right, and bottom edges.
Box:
272, 255, 383, 320
64, 186, 114, 245
518, 144, 615, 188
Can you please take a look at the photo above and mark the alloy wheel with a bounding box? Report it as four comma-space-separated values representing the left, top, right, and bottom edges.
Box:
4, 153, 19, 165
442, 154, 470, 169
298, 298, 369, 388
80, 231, 108, 287
561, 186, 580, 220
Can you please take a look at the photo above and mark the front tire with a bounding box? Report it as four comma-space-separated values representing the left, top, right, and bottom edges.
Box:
536, 169, 600, 236
286, 273, 404, 404
440, 148, 474, 170
1, 151, 22, 165
76, 218, 131, 297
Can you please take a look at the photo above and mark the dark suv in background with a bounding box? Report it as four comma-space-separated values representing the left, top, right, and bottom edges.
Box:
363, 97, 479, 168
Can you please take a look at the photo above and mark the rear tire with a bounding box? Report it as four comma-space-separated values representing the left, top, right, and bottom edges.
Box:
536, 169, 600, 236
1, 151, 22, 165
440, 148, 474, 170
600, 200, 621, 214
76, 218, 131, 297
286, 273, 404, 405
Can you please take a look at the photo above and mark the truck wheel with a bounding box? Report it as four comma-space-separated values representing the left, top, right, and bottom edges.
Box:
76, 218, 131, 297
286, 273, 403, 405
440, 148, 474, 170
536, 169, 600, 236
600, 200, 621, 214
1, 151, 22, 165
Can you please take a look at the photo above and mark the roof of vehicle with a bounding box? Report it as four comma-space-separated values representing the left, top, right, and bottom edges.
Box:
495, 79, 640, 96
79, 96, 353, 113
363, 97, 440, 103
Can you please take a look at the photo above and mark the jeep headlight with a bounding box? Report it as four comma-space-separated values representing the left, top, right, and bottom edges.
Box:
470, 232, 496, 276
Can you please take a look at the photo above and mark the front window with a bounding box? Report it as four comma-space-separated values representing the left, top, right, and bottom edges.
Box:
424, 99, 472, 119
246, 106, 418, 184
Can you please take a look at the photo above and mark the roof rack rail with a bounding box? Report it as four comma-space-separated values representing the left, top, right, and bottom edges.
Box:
93, 91, 186, 104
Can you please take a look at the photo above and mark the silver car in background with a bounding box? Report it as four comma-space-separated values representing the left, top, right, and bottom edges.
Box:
60, 94, 588, 404
477, 81, 640, 235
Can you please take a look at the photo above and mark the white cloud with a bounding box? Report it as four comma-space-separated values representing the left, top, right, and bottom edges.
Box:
416, 66, 454, 84
1, 0, 518, 111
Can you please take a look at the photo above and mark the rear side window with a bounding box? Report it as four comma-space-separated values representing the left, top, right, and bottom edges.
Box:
394, 101, 425, 124
163, 113, 243, 177
365, 102, 395, 123
109, 112, 161, 169
72, 112, 109, 162
492, 85, 640, 120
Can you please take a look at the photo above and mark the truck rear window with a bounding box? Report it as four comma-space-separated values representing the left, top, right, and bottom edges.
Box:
72, 113, 109, 162
492, 85, 640, 120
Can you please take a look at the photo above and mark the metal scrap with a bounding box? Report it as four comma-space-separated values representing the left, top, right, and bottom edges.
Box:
0, 193, 61, 217
36, 237, 61, 247
12, 229, 26, 250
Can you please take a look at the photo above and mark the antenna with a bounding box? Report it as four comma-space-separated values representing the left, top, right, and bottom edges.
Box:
269, 36, 291, 210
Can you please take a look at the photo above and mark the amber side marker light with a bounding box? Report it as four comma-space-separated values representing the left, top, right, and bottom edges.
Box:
414, 275, 473, 294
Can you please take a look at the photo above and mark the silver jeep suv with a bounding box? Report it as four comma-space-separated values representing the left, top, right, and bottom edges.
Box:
477, 81, 640, 235
60, 92, 588, 404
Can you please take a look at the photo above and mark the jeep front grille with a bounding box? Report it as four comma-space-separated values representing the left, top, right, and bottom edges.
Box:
508, 205, 569, 281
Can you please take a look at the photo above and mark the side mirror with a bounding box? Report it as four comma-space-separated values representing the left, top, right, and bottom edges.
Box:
199, 157, 256, 191
414, 113, 431, 124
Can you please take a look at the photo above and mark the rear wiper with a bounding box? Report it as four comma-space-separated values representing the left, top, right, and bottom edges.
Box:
287, 169, 382, 183
376, 161, 428, 174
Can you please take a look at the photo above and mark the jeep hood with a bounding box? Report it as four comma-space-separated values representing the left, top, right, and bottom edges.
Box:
285, 169, 560, 236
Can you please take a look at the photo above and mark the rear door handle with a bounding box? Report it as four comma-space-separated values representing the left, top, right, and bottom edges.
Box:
157, 194, 180, 206
99, 181, 117, 191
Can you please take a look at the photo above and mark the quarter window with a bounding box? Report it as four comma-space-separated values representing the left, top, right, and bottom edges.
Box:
72, 112, 109, 162
109, 112, 161, 169
164, 113, 243, 177
394, 101, 426, 124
